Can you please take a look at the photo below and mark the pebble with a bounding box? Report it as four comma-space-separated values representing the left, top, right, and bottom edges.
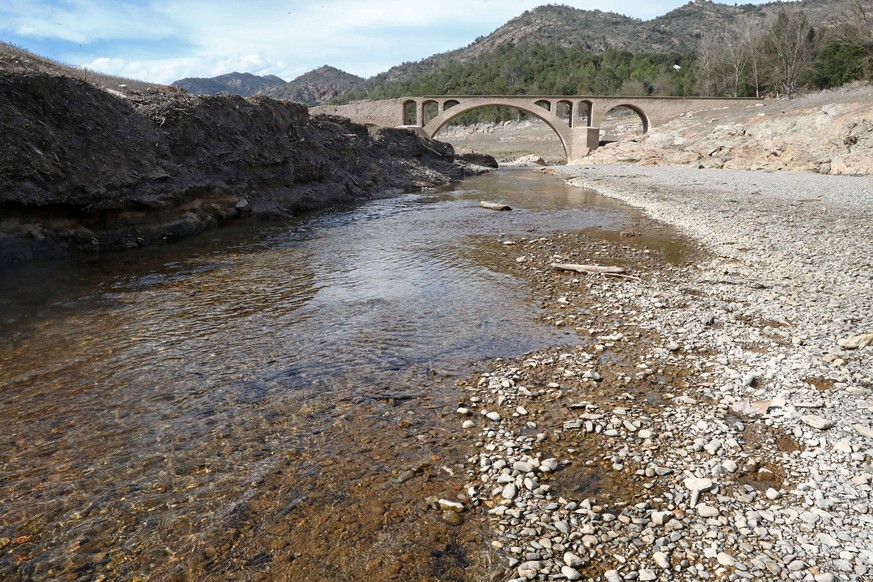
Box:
653, 551, 670, 568
801, 415, 835, 430
502, 483, 517, 500
457, 166, 873, 582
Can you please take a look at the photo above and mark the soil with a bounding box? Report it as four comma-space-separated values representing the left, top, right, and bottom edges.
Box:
0, 51, 492, 267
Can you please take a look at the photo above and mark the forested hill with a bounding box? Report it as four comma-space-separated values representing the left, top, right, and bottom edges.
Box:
369, 0, 856, 86
335, 0, 872, 105
173, 0, 871, 103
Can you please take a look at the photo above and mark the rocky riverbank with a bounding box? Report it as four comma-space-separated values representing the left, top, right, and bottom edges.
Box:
0, 49, 488, 267
440, 165, 872, 581
580, 83, 873, 176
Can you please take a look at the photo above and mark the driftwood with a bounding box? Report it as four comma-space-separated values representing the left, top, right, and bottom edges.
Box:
551, 262, 641, 282
551, 262, 626, 274
480, 201, 512, 211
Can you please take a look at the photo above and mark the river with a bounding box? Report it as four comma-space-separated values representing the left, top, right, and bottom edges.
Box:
0, 169, 647, 580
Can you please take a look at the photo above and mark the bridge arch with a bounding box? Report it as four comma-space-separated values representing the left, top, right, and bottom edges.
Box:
422, 98, 574, 163
595, 103, 651, 134
403, 99, 417, 125
577, 100, 593, 126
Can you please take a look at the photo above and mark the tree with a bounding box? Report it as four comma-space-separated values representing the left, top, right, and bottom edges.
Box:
695, 16, 765, 98
757, 9, 821, 98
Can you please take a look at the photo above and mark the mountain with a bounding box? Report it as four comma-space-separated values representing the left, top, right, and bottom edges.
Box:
172, 72, 285, 96
257, 65, 367, 105
171, 0, 865, 104
375, 0, 857, 86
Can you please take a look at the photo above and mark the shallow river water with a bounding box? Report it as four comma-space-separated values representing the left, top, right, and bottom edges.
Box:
0, 170, 645, 580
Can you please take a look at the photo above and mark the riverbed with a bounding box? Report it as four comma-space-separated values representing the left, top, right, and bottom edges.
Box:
0, 169, 668, 580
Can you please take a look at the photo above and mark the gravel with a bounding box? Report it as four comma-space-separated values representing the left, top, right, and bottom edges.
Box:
455, 164, 873, 581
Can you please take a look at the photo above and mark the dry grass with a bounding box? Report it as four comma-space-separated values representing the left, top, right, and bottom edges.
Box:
0, 41, 163, 94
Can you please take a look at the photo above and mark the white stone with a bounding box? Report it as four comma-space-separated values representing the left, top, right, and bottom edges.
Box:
697, 504, 720, 517
651, 511, 672, 526
517, 560, 542, 579
438, 499, 464, 512
717, 552, 736, 566
653, 551, 670, 568
513, 461, 535, 473
564, 552, 585, 568
502, 483, 517, 500
801, 414, 835, 430
684, 476, 713, 492
485, 411, 502, 422
853, 423, 873, 438
561, 565, 582, 580
540, 458, 559, 472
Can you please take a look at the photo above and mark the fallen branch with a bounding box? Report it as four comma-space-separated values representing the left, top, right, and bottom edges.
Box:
603, 272, 642, 282
551, 262, 626, 275
480, 201, 512, 211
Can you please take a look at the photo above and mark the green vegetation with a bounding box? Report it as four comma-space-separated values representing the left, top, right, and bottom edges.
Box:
330, 3, 872, 111
696, 4, 873, 98
334, 42, 695, 103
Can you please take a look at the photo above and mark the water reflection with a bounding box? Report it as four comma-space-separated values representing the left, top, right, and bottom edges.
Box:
0, 170, 649, 579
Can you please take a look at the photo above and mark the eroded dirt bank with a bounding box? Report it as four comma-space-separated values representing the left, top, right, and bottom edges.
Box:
0, 67, 484, 267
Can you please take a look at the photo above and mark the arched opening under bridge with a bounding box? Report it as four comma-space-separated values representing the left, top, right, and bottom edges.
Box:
428, 103, 572, 164
599, 105, 648, 144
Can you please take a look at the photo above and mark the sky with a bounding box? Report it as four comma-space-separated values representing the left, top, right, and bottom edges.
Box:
1, 0, 777, 85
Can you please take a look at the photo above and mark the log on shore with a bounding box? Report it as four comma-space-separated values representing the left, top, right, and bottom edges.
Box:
480, 201, 512, 211
551, 262, 626, 275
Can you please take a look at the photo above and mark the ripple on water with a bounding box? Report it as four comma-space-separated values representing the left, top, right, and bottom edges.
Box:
0, 170, 646, 579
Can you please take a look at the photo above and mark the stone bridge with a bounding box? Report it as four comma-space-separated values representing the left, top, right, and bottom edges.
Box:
312, 95, 761, 163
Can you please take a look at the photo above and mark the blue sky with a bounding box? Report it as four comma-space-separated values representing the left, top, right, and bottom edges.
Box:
1, 1, 777, 84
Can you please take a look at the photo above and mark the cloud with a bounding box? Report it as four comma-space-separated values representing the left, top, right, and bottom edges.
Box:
4, 1, 775, 84
2, 0, 178, 43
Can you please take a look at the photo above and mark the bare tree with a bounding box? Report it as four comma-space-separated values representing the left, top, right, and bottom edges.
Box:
694, 33, 726, 96
757, 9, 821, 98
742, 20, 763, 98
695, 20, 754, 97
722, 26, 750, 97
828, 0, 873, 44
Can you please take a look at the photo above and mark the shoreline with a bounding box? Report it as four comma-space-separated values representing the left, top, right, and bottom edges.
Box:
455, 165, 872, 580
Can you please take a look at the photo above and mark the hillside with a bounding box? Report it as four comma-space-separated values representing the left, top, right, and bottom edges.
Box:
258, 65, 367, 105
172, 71, 286, 96
167, 0, 867, 104
370, 0, 856, 86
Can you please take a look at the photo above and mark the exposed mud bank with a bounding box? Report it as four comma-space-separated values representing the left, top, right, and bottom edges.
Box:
0, 70, 487, 267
